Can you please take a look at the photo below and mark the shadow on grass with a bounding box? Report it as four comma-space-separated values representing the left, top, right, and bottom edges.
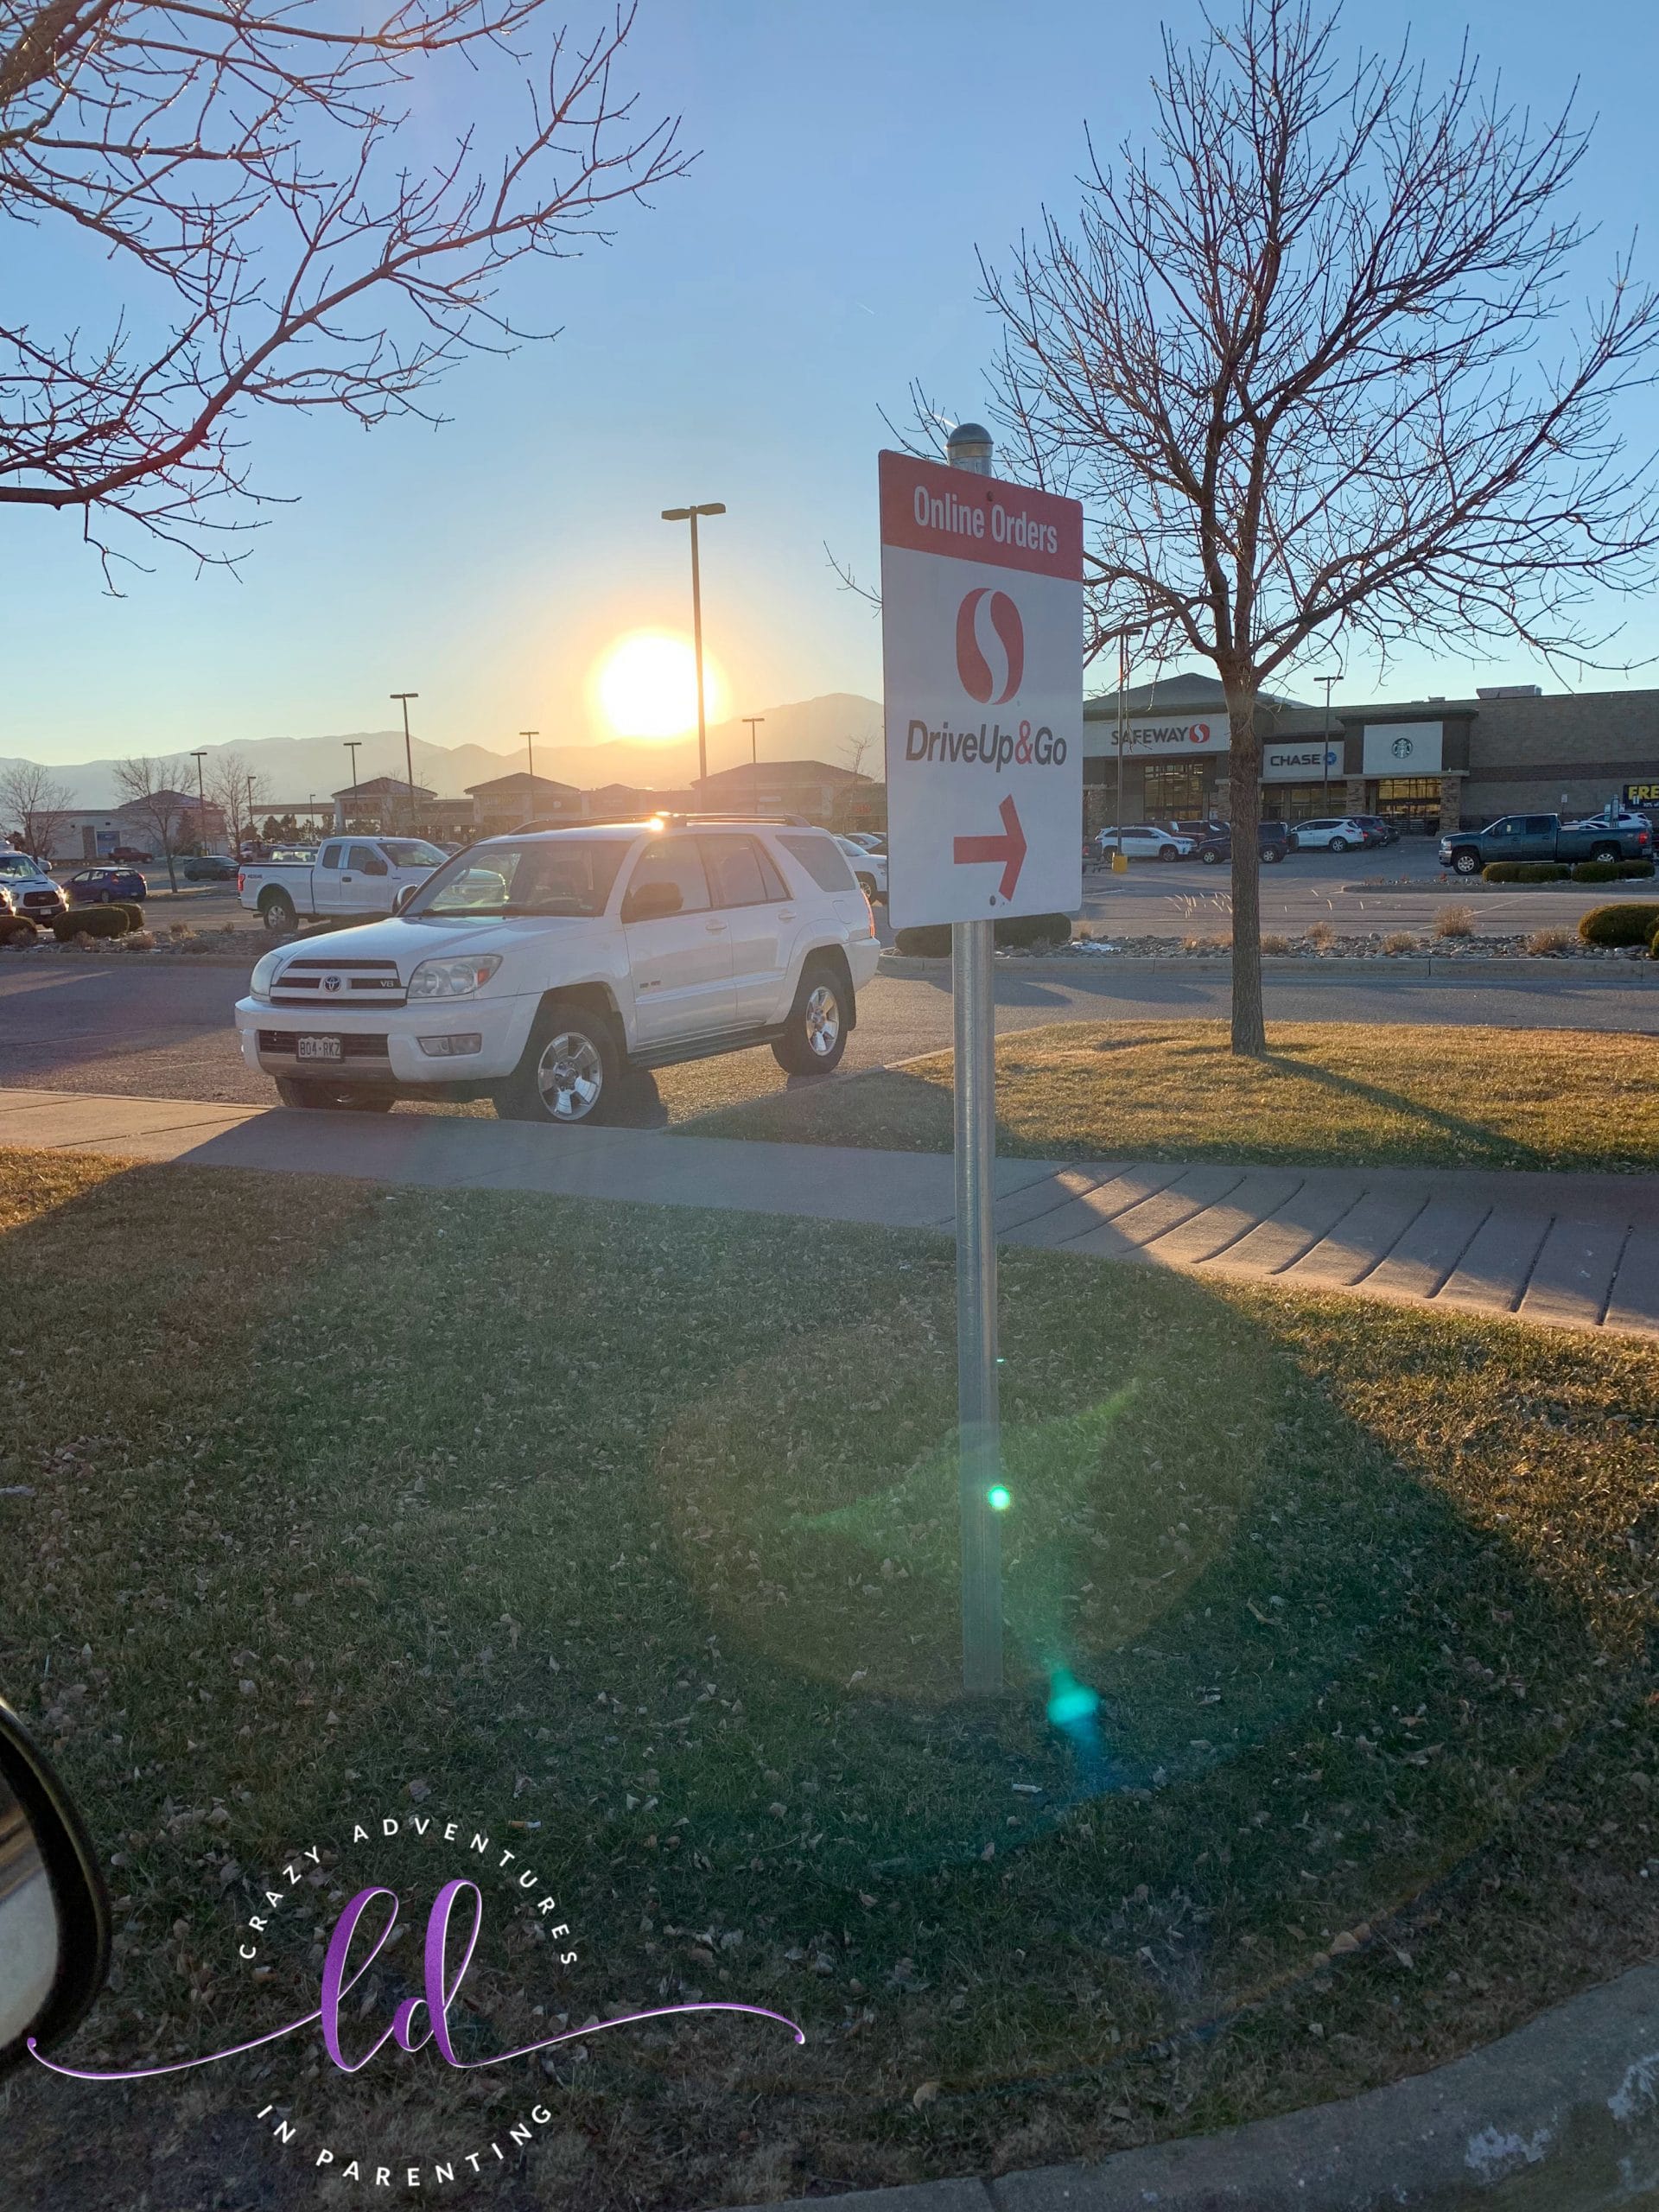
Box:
1256, 1044, 1554, 1171
3, 1148, 1656, 2206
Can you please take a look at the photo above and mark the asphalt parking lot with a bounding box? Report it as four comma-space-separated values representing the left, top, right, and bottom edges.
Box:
3, 943, 1656, 1116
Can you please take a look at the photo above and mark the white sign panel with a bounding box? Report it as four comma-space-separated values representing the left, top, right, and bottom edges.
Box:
880, 451, 1083, 928
1363, 721, 1443, 775
1263, 739, 1342, 782
1086, 713, 1230, 758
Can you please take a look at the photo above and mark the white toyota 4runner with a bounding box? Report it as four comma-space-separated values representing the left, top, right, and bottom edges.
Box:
233, 818, 881, 1123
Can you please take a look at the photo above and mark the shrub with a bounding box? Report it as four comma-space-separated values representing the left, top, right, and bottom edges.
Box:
0, 916, 38, 948
51, 904, 130, 942
1577, 902, 1659, 948
1261, 932, 1291, 954
1570, 861, 1619, 884
1620, 859, 1656, 879
1382, 931, 1420, 956
1526, 928, 1573, 957
1182, 932, 1230, 952
893, 912, 1074, 957
114, 900, 147, 928
1481, 861, 1568, 883
118, 929, 157, 950
1305, 919, 1337, 951
1434, 905, 1476, 939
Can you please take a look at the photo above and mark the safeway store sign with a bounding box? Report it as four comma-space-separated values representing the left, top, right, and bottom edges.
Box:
880, 450, 1084, 928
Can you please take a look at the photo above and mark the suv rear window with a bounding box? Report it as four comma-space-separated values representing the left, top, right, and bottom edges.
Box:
779, 833, 855, 893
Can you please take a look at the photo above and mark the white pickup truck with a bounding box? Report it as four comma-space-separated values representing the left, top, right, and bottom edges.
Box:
239, 835, 447, 932
233, 818, 881, 1123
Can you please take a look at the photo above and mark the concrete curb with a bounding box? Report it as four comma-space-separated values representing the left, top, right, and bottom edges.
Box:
734, 1961, 1659, 2212
0, 948, 257, 970
876, 951, 1658, 983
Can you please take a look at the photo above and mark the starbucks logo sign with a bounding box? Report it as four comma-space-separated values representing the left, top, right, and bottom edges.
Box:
1390, 734, 1415, 760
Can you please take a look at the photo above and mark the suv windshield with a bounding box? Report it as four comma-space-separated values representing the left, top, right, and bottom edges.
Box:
405, 838, 628, 918
0, 853, 40, 874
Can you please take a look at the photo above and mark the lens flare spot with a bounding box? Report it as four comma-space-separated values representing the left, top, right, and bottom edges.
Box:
1046, 1671, 1100, 1731
987, 1484, 1012, 1513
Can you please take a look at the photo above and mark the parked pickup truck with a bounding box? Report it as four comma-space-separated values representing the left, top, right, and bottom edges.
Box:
239, 835, 448, 931
1438, 812, 1652, 877
233, 819, 881, 1124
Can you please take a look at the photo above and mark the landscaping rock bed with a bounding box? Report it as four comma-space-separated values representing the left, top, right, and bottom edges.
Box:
1051, 929, 1649, 961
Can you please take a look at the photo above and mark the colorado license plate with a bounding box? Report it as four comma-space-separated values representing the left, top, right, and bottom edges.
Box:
296, 1035, 343, 1062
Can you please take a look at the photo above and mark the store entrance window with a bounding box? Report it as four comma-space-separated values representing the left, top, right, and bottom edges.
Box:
1143, 762, 1209, 821
1376, 777, 1441, 833
1269, 782, 1342, 823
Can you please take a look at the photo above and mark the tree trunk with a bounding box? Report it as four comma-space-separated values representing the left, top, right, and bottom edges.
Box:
1224, 680, 1266, 1056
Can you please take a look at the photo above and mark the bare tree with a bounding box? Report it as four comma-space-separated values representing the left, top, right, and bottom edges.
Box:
0, 760, 74, 861
203, 749, 266, 855
982, 0, 1659, 1052
0, 2, 690, 579
841, 732, 873, 779
111, 754, 191, 887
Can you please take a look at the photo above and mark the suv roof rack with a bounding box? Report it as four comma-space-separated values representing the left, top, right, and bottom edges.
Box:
509, 811, 818, 833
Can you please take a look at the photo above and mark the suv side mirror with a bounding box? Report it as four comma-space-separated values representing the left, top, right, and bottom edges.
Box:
622, 880, 683, 924
0, 1698, 110, 2080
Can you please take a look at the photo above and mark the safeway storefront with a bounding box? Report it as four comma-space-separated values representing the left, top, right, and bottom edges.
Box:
1082, 676, 1659, 835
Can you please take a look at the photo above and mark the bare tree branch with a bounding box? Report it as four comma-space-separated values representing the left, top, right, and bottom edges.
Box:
0, 0, 691, 578
0, 757, 74, 859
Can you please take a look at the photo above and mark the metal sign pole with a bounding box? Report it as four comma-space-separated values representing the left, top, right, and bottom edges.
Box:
945, 424, 1002, 1696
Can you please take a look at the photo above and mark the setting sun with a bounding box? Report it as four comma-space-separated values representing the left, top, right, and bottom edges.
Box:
593, 629, 726, 740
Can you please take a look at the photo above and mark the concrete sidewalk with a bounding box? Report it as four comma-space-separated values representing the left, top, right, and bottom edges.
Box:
2, 1084, 1656, 1339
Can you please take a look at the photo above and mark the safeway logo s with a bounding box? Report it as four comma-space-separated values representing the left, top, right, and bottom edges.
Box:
955, 588, 1024, 704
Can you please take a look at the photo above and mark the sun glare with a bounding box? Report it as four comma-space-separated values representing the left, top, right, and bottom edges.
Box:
594, 630, 725, 740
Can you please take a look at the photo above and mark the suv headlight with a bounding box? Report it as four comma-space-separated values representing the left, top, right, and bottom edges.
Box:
250, 950, 285, 1000
408, 953, 502, 1001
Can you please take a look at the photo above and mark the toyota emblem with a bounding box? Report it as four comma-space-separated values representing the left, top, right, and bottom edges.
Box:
323, 974, 343, 993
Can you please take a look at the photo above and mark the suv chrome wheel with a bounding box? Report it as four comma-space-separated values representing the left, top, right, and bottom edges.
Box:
804, 983, 841, 1058
536, 1031, 604, 1120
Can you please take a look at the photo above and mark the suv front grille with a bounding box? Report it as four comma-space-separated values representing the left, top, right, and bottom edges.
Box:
270, 957, 405, 1009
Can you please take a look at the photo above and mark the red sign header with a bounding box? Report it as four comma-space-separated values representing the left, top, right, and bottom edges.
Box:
879, 449, 1084, 582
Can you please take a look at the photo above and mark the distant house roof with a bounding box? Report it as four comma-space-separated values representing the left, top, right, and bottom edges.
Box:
585, 782, 697, 813
691, 759, 872, 793
332, 776, 435, 800
466, 772, 582, 798
115, 790, 204, 817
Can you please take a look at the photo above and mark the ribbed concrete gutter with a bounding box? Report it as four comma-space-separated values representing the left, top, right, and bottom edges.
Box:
733, 1961, 1659, 2212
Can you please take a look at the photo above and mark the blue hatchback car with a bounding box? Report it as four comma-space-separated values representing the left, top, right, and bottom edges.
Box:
65, 866, 147, 904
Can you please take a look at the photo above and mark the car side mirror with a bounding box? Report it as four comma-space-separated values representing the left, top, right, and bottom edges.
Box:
622, 880, 683, 923
363, 858, 390, 878
393, 883, 416, 913
0, 1698, 111, 2081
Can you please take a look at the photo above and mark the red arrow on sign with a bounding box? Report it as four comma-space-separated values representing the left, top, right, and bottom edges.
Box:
952, 794, 1027, 901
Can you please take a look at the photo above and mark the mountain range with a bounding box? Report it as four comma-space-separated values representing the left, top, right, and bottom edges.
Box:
3, 693, 884, 808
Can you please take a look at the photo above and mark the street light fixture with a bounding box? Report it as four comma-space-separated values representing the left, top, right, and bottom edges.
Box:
521, 729, 539, 810
661, 503, 726, 786
391, 691, 419, 833
1317, 672, 1340, 816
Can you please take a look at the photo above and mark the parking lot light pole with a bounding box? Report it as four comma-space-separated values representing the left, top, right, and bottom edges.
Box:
1319, 673, 1338, 815
391, 693, 419, 833
343, 741, 361, 833
661, 504, 726, 788
189, 749, 208, 855
945, 420, 1003, 1697
743, 715, 765, 812
521, 730, 539, 816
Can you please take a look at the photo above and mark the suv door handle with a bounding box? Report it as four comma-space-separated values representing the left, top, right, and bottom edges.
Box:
704, 919, 728, 933
778, 907, 796, 919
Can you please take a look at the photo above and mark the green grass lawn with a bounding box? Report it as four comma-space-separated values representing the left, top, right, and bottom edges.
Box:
4, 1147, 1659, 2209
683, 1019, 1659, 1173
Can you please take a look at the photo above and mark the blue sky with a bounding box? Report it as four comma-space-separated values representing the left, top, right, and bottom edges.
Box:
5, 0, 1658, 769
